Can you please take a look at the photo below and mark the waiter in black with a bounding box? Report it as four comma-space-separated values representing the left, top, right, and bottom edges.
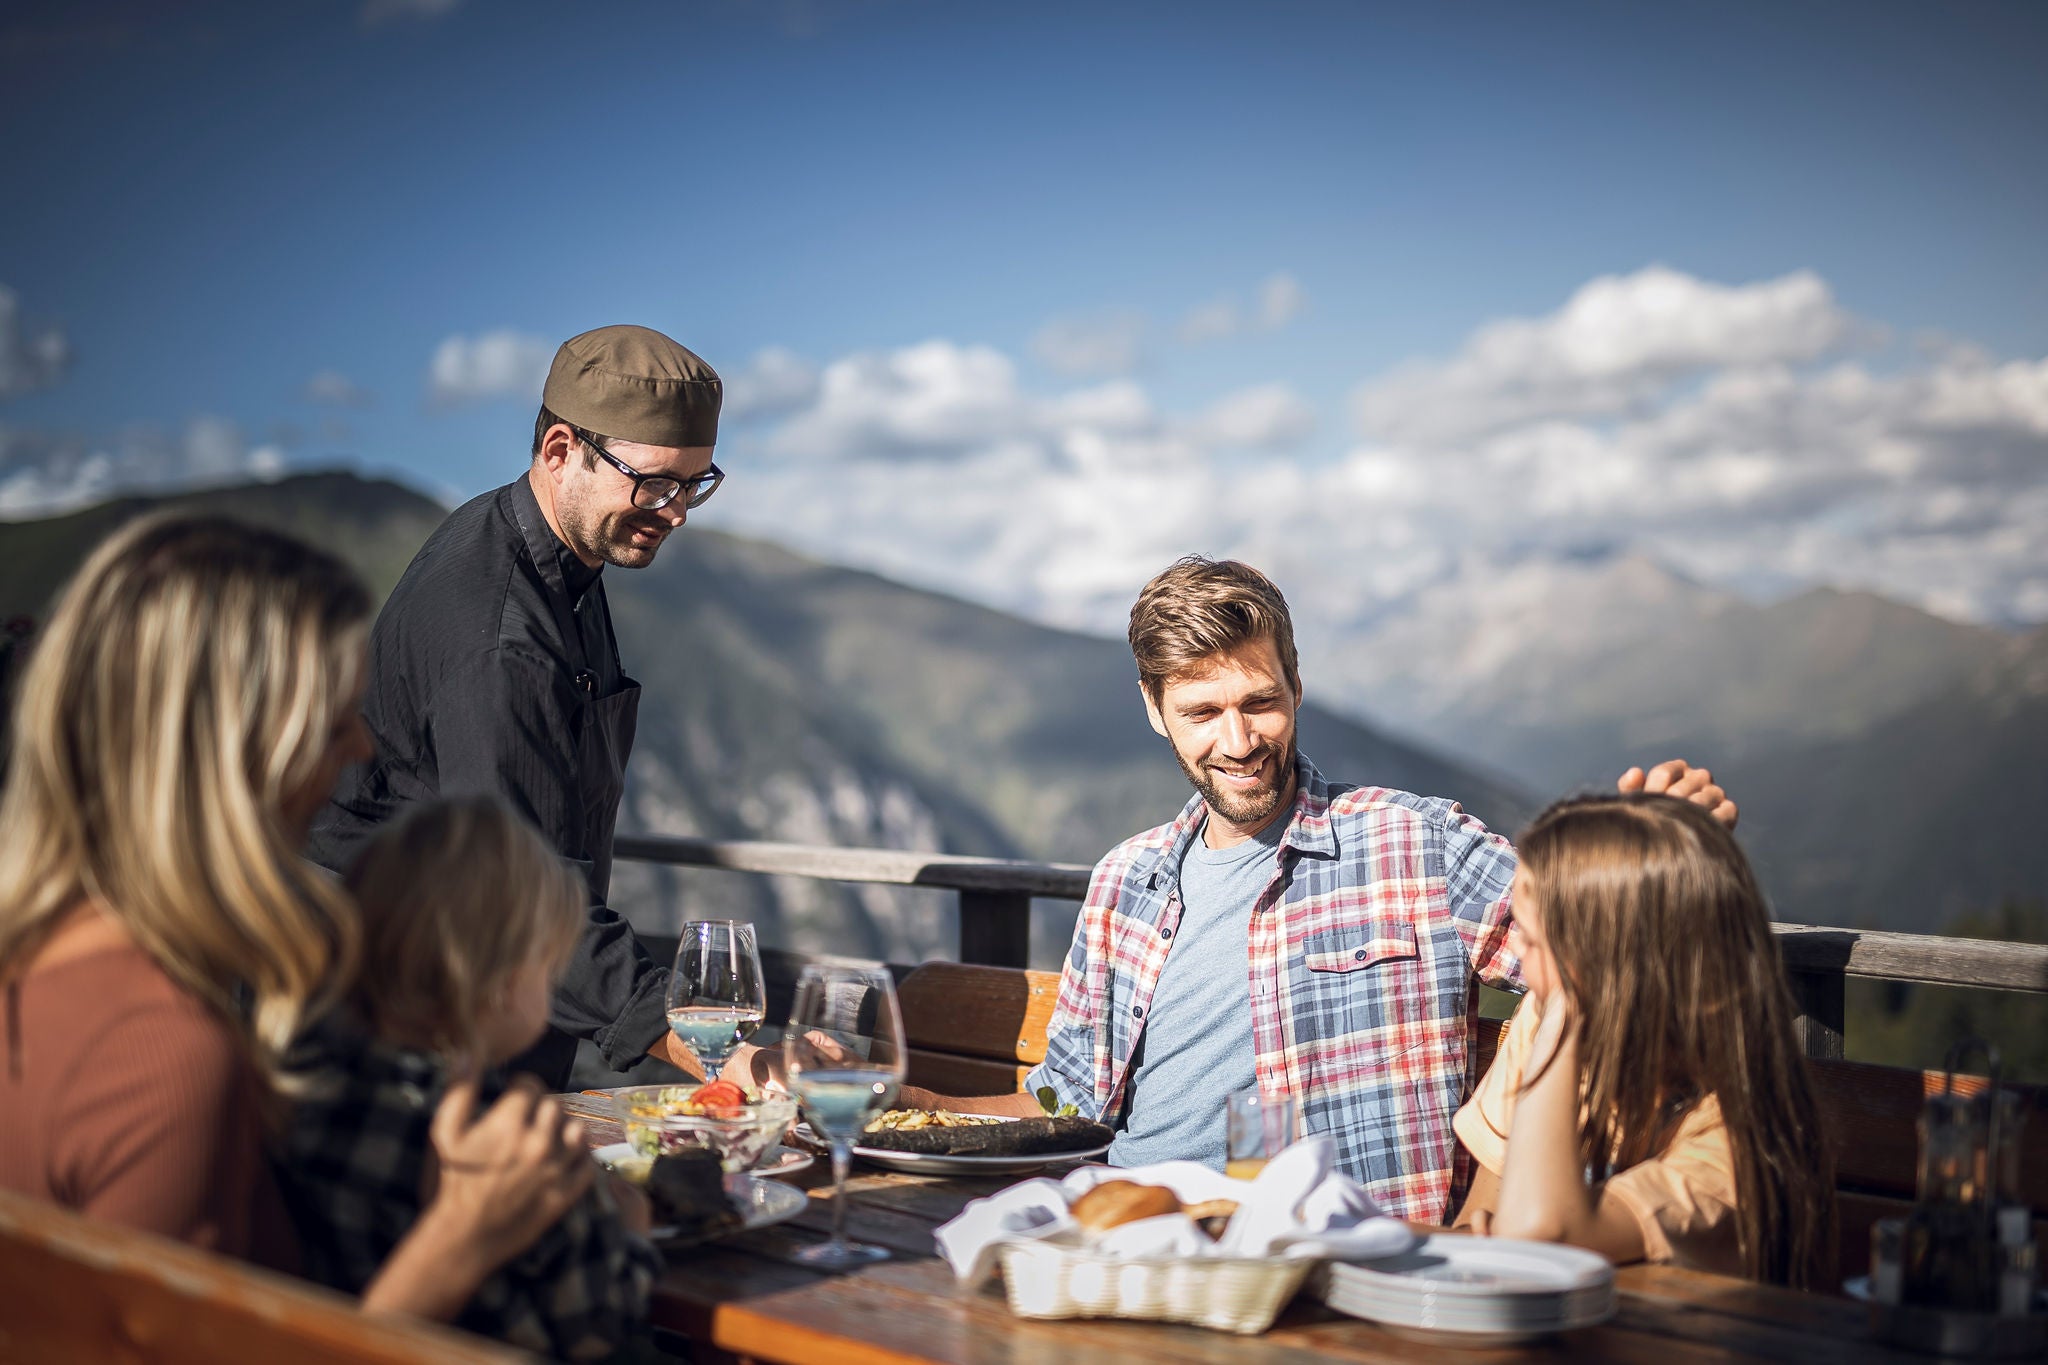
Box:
310, 324, 720, 1086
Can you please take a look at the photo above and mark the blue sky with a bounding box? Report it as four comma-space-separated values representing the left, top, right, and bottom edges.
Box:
4, 0, 2046, 631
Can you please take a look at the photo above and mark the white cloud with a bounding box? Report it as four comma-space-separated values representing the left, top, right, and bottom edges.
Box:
715, 267, 2048, 653
766, 342, 1030, 461
1032, 312, 1145, 377
0, 286, 71, 400
721, 347, 820, 421
1179, 273, 1307, 344
1189, 383, 1315, 451
1352, 266, 1860, 445
426, 330, 553, 407
303, 368, 372, 407
0, 417, 289, 519
1178, 297, 1241, 345
1257, 273, 1306, 329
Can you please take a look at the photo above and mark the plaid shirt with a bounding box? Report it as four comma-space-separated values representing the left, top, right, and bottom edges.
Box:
275, 1023, 660, 1361
1025, 754, 1523, 1223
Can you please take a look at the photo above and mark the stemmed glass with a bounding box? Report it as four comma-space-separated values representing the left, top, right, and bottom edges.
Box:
664, 920, 767, 1078
783, 963, 906, 1268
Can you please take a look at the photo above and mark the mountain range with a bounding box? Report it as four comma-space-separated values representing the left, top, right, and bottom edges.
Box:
4, 473, 2040, 945
1311, 552, 2046, 931
0, 472, 1532, 968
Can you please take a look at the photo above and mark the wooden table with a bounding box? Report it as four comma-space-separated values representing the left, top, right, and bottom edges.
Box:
560, 1095, 1913, 1365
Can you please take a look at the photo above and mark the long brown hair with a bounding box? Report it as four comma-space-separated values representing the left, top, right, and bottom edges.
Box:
0, 514, 370, 1086
1518, 794, 1836, 1289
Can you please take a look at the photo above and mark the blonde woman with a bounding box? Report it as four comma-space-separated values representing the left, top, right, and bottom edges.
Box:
0, 514, 594, 1320
1453, 795, 1837, 1289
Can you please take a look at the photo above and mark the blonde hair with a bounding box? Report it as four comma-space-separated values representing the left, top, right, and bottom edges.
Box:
344, 796, 585, 1066
1517, 794, 1837, 1289
1127, 556, 1302, 701
0, 514, 371, 1086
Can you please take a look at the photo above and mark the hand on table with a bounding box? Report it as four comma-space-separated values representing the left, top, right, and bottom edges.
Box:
723, 1030, 862, 1093
1617, 759, 1737, 828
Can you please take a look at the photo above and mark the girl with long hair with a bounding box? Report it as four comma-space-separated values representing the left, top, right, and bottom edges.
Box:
0, 514, 594, 1318
1454, 793, 1837, 1289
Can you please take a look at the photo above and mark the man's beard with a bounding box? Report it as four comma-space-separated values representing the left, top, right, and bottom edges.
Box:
1170, 735, 1298, 828
561, 498, 670, 569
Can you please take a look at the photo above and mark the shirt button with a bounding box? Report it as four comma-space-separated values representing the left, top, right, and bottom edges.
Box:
1161, 926, 1173, 939
1132, 1005, 1144, 1018
1354, 948, 1368, 961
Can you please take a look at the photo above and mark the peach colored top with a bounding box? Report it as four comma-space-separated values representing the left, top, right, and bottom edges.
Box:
0, 914, 295, 1269
1454, 998, 1742, 1276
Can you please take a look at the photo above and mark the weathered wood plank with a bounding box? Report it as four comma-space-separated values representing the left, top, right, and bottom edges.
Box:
902, 1048, 1028, 1096
898, 960, 1059, 1064
1814, 1057, 2048, 1203
0, 1189, 520, 1365
1786, 967, 1847, 1061
621, 836, 2048, 995
615, 834, 1094, 899
1771, 923, 2048, 994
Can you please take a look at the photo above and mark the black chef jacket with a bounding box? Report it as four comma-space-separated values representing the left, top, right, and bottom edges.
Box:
308, 474, 665, 1087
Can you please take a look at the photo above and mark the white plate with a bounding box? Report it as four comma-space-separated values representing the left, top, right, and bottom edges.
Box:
1328, 1236, 1614, 1296
794, 1115, 1113, 1175
1317, 1237, 1616, 1340
594, 1141, 814, 1180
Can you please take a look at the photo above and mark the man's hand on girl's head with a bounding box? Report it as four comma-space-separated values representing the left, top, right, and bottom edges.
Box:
1616, 759, 1738, 828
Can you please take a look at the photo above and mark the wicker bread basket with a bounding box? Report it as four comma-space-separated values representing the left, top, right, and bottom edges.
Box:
997, 1238, 1315, 1335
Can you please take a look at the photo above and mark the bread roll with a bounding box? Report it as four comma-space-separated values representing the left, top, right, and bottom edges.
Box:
1069, 1180, 1182, 1232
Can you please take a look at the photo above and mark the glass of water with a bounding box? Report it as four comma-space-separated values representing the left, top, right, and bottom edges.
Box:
784, 962, 905, 1268
665, 921, 767, 1077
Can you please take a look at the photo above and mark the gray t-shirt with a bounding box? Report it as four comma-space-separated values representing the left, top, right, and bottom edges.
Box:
1106, 813, 1282, 1169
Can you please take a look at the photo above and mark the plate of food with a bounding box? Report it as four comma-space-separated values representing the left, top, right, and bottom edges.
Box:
594, 1145, 807, 1246
840, 1107, 1115, 1175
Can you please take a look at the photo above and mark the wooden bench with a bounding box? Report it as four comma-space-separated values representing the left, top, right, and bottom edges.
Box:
0, 1188, 523, 1365
838, 955, 2048, 1285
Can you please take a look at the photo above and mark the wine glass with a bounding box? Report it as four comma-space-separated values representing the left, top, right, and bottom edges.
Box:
665, 920, 767, 1078
783, 962, 905, 1268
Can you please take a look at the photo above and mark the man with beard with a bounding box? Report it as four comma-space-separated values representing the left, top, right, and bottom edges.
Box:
892, 556, 1736, 1223
309, 325, 722, 1087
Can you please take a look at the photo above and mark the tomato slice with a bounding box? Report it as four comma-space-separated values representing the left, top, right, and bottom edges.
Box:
689, 1080, 748, 1111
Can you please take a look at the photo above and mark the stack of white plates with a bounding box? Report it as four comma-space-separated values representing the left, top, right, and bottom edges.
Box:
1317, 1235, 1616, 1343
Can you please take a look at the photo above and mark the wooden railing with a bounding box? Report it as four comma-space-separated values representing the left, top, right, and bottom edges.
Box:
615, 834, 2048, 1062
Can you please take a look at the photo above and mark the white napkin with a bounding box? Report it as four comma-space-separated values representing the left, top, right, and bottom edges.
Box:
934, 1136, 1415, 1283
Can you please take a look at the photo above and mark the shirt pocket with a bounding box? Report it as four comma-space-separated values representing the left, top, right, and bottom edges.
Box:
1301, 918, 1418, 974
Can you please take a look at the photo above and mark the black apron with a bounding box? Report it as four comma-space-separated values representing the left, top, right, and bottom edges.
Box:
509, 500, 642, 1086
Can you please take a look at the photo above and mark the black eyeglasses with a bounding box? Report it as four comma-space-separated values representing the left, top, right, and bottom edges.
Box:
585, 438, 724, 511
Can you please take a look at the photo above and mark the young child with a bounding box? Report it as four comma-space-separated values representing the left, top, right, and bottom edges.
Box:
278, 796, 661, 1360
1453, 794, 1836, 1289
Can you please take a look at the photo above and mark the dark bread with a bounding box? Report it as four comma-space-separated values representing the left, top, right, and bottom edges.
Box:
856, 1114, 1113, 1157
646, 1149, 740, 1238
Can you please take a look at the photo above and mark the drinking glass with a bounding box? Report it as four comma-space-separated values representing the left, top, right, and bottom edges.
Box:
665, 921, 767, 1077
1226, 1084, 1296, 1180
784, 963, 905, 1268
